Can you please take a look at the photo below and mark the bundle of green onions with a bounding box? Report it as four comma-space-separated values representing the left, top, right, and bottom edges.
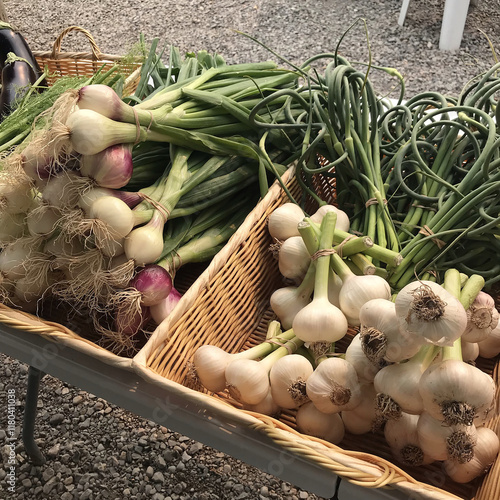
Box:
0, 44, 307, 353
191, 205, 500, 483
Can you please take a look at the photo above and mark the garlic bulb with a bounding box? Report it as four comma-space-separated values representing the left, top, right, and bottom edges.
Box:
278, 236, 310, 282
341, 381, 378, 434
385, 412, 435, 467
419, 358, 496, 426
394, 280, 467, 346
462, 291, 499, 343
306, 357, 362, 414
444, 426, 500, 483
269, 354, 313, 409
461, 339, 479, 363
478, 322, 500, 359
310, 204, 350, 232
270, 264, 314, 329
344, 333, 382, 382
267, 203, 305, 241
338, 274, 392, 326
417, 411, 477, 463
296, 401, 345, 444
243, 389, 281, 418
359, 298, 423, 364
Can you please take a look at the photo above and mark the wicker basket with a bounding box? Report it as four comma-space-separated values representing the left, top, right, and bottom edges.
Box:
32, 25, 141, 95
133, 167, 500, 500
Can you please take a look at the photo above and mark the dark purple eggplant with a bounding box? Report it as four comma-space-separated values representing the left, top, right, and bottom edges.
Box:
0, 58, 39, 117
0, 22, 44, 76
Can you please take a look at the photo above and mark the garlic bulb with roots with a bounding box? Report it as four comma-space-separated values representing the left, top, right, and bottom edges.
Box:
359, 298, 424, 364
269, 354, 313, 409
310, 204, 350, 232
374, 344, 438, 419
296, 401, 345, 444
278, 236, 310, 282
444, 426, 500, 483
417, 411, 478, 463
460, 339, 479, 363
394, 280, 467, 346
384, 413, 435, 467
267, 203, 305, 241
344, 333, 382, 382
306, 357, 362, 414
418, 356, 496, 426
462, 291, 499, 343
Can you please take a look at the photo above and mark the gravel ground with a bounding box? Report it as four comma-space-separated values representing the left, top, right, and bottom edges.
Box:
0, 1, 499, 499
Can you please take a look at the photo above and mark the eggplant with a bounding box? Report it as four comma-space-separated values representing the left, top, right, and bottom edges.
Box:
0, 22, 47, 119
0, 58, 39, 117
0, 22, 44, 76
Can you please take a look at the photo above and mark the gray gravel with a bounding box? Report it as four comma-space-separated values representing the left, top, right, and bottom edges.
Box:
0, 1, 499, 499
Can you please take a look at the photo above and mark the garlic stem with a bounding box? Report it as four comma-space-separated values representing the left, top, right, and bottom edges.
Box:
313, 211, 338, 300
459, 274, 486, 311
297, 218, 320, 255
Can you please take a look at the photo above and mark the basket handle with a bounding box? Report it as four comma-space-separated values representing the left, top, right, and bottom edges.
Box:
50, 26, 102, 60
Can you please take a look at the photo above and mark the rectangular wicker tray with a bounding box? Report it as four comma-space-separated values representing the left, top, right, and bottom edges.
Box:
132, 167, 500, 500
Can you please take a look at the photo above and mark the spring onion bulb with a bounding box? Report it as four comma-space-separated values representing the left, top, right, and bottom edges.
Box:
0, 212, 26, 243
0, 179, 34, 214
374, 344, 438, 419
78, 187, 142, 215
26, 204, 60, 237
292, 212, 348, 344
310, 204, 350, 232
418, 354, 496, 426
88, 196, 135, 240
41, 171, 82, 209
359, 298, 423, 364
267, 203, 304, 241
444, 426, 500, 483
124, 211, 165, 266
150, 287, 183, 325
306, 357, 362, 414
270, 263, 314, 329
269, 354, 313, 409
384, 413, 434, 467
278, 236, 310, 282
192, 329, 295, 393
80, 143, 133, 189
417, 411, 477, 463
344, 333, 382, 382
225, 334, 302, 405
296, 402, 345, 444
394, 280, 467, 346
115, 303, 150, 337
0, 237, 42, 280
462, 291, 499, 343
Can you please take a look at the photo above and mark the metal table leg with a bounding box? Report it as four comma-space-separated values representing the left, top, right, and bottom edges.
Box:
22, 366, 46, 465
